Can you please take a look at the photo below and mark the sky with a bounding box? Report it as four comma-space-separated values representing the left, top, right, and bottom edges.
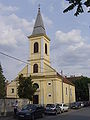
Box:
0, 0, 90, 81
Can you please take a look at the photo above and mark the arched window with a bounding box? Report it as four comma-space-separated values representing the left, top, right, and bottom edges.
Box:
33, 64, 38, 73
34, 42, 38, 53
33, 83, 39, 89
45, 43, 47, 54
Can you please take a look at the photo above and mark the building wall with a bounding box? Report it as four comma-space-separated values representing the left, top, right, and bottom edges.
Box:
0, 98, 29, 116
63, 83, 75, 104
6, 63, 76, 105
7, 81, 18, 98
7, 65, 28, 98
18, 65, 28, 77
6, 76, 75, 105
29, 35, 50, 74
55, 80, 62, 103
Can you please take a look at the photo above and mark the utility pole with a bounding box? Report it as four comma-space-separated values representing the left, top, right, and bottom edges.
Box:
61, 70, 64, 103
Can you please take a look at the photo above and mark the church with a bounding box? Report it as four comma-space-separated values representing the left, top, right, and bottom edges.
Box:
7, 7, 75, 105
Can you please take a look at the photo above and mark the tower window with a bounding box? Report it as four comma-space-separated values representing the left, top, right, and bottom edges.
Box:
34, 42, 38, 53
33, 64, 38, 73
66, 87, 68, 95
45, 43, 47, 54
11, 88, 14, 93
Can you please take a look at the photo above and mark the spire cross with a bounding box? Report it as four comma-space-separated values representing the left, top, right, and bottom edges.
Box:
38, 4, 40, 12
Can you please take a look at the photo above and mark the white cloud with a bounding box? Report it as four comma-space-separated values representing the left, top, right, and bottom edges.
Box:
28, 0, 38, 5
0, 3, 52, 48
0, 3, 32, 81
0, 3, 18, 13
51, 29, 90, 77
7, 14, 34, 33
49, 4, 54, 12
42, 14, 53, 27
55, 29, 84, 44
0, 11, 34, 48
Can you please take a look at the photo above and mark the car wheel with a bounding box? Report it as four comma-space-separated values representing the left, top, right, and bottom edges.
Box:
31, 114, 35, 120
55, 111, 57, 115
61, 109, 64, 113
59, 110, 61, 114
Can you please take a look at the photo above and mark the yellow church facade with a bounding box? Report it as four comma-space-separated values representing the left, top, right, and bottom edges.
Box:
7, 7, 75, 105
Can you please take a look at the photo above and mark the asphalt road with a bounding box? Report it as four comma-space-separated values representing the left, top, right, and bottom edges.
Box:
0, 107, 90, 120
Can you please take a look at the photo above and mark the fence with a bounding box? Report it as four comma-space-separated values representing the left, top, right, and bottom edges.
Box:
0, 98, 29, 116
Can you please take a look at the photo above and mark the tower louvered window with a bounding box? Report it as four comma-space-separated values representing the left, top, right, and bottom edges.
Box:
34, 42, 38, 53
45, 43, 47, 54
33, 64, 38, 73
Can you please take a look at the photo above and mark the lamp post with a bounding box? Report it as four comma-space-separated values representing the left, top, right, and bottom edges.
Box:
61, 70, 64, 103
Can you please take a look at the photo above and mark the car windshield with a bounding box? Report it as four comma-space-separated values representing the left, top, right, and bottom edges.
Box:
63, 104, 68, 107
46, 104, 55, 108
22, 104, 36, 110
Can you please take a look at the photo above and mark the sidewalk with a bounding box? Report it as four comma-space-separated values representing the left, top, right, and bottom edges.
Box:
0, 116, 15, 120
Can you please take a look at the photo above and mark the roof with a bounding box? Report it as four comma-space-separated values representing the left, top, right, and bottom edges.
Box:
57, 73, 75, 86
67, 75, 83, 82
32, 7, 46, 36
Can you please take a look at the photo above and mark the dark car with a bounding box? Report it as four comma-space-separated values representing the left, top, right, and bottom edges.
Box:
70, 102, 81, 109
17, 104, 45, 120
45, 104, 61, 115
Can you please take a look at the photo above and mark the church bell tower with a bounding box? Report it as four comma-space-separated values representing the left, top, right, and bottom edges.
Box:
28, 6, 50, 74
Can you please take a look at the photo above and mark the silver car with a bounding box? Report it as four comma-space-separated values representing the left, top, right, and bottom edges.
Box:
45, 104, 61, 115
59, 103, 69, 112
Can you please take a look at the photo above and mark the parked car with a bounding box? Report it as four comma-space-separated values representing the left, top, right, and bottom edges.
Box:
70, 102, 81, 109
80, 102, 84, 107
17, 104, 45, 120
45, 104, 61, 115
59, 103, 69, 112
83, 101, 90, 107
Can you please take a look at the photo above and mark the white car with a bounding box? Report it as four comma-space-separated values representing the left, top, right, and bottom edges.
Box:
59, 103, 69, 112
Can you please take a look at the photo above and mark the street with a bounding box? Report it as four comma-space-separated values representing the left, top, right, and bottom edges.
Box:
0, 107, 90, 120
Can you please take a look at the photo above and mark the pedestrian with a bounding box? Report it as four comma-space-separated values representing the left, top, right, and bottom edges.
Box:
14, 100, 18, 117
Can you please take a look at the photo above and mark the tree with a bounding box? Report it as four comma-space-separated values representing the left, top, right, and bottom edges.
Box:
63, 0, 90, 16
72, 77, 90, 101
17, 74, 37, 101
0, 63, 6, 98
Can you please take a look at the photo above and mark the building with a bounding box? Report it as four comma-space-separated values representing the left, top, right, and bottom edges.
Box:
7, 7, 75, 105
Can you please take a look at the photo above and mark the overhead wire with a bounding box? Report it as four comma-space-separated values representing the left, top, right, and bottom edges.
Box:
0, 51, 58, 73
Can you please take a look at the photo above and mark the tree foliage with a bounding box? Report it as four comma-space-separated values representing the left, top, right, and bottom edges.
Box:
17, 74, 37, 101
0, 63, 6, 98
63, 0, 90, 16
72, 77, 90, 101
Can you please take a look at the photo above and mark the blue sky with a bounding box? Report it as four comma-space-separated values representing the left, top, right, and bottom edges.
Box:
0, 0, 90, 80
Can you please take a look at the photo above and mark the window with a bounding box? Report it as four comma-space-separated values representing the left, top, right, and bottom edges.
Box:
33, 64, 38, 73
34, 42, 38, 53
11, 88, 14, 93
66, 87, 68, 95
45, 43, 47, 54
48, 93, 52, 97
48, 82, 51, 86
70, 88, 72, 96
33, 83, 39, 89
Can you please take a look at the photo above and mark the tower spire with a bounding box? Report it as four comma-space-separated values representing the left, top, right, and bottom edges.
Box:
31, 5, 46, 36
